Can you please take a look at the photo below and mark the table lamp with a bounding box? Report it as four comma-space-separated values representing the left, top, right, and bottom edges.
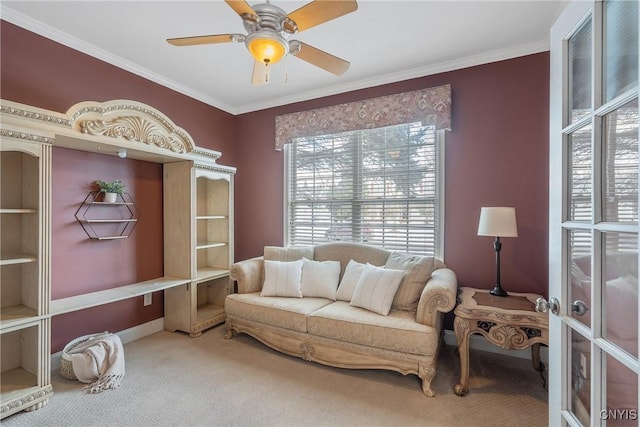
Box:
477, 207, 518, 297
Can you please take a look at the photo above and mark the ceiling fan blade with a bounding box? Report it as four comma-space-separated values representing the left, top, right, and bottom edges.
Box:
167, 34, 237, 46
251, 60, 271, 85
291, 41, 350, 76
286, 0, 357, 33
224, 0, 258, 21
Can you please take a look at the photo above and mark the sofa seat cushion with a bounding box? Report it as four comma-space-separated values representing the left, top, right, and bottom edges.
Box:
225, 293, 333, 333
307, 301, 436, 356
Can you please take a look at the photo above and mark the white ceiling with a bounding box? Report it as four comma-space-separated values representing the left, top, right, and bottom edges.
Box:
2, 1, 568, 115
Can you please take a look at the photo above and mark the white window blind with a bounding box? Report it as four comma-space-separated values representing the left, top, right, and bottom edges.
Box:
286, 122, 443, 257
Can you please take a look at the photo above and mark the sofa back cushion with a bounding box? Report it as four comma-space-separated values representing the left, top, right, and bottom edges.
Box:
265, 245, 314, 261
385, 253, 445, 311
314, 242, 390, 277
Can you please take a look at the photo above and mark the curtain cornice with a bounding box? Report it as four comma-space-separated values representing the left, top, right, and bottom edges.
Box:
275, 84, 451, 150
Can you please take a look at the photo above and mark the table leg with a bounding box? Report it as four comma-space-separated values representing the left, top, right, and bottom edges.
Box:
531, 343, 542, 371
454, 316, 471, 396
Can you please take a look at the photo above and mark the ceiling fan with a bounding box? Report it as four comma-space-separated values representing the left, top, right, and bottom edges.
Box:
167, 0, 358, 85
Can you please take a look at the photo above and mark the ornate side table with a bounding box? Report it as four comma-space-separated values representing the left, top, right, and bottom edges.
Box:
453, 287, 549, 396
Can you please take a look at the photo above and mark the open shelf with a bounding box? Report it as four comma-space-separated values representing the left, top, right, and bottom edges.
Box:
1, 368, 38, 397
195, 303, 225, 325
196, 215, 227, 220
0, 255, 37, 266
78, 219, 138, 223
50, 276, 190, 316
0, 323, 51, 414
85, 201, 134, 206
196, 267, 229, 282
196, 241, 227, 250
0, 305, 38, 329
0, 209, 37, 214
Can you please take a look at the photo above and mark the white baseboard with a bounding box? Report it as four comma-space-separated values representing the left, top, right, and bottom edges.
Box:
443, 329, 549, 364
51, 317, 165, 370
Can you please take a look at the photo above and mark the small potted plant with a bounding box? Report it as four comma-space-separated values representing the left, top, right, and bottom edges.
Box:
95, 180, 126, 203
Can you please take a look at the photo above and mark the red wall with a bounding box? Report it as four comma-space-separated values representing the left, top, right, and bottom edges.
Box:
49, 148, 164, 352
2, 20, 550, 349
1, 21, 236, 352
235, 53, 550, 299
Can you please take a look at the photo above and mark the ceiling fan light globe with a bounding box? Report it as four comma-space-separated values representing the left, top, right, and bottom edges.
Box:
246, 31, 288, 65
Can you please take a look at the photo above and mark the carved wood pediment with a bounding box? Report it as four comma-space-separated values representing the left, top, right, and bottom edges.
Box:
1, 99, 233, 170
67, 100, 194, 154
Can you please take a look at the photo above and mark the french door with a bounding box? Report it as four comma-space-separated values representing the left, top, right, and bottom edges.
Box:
549, 0, 639, 425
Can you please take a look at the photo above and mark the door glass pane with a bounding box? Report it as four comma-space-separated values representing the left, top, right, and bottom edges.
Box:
570, 229, 593, 327
603, 232, 638, 357
604, 99, 639, 223
569, 16, 592, 123
569, 123, 593, 221
604, 0, 639, 102
571, 328, 591, 426
604, 354, 639, 426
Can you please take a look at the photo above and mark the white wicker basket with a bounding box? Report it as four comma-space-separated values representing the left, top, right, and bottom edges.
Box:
60, 333, 104, 380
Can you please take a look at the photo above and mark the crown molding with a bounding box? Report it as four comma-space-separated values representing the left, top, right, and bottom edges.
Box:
0, 6, 237, 114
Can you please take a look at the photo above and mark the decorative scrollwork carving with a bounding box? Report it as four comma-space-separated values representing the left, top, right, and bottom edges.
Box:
300, 343, 315, 361
80, 117, 186, 153
487, 325, 528, 350
66, 100, 195, 154
477, 320, 496, 333
522, 327, 542, 339
419, 364, 437, 397
428, 294, 453, 313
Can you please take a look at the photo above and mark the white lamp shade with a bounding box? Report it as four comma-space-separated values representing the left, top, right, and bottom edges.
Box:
477, 207, 518, 237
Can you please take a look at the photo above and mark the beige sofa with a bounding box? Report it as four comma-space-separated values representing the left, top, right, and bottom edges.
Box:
224, 242, 457, 396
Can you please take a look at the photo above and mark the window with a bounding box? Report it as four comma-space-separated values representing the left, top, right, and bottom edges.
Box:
285, 122, 444, 257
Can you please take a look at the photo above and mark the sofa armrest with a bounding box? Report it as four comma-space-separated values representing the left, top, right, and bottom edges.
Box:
416, 267, 458, 327
229, 256, 264, 294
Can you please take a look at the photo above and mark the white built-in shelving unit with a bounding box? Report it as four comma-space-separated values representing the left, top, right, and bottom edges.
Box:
0, 99, 235, 418
0, 138, 52, 418
164, 164, 234, 337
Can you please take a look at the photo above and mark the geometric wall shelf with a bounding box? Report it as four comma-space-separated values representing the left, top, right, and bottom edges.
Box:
75, 191, 140, 240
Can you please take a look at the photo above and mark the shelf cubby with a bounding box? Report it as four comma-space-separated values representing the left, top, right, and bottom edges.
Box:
194, 276, 228, 329
1, 262, 39, 328
0, 321, 52, 417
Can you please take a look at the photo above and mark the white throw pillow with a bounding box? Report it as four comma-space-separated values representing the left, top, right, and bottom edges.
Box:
350, 263, 404, 315
300, 258, 340, 300
261, 259, 304, 298
336, 259, 366, 301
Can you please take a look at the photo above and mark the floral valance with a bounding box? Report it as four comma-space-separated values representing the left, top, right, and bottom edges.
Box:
275, 84, 451, 150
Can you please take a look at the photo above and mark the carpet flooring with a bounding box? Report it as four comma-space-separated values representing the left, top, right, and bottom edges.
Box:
2, 325, 548, 426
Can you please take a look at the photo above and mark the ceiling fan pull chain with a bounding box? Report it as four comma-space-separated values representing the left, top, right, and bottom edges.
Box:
285, 56, 289, 84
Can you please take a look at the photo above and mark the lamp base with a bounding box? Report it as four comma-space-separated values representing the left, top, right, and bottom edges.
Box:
489, 284, 508, 297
